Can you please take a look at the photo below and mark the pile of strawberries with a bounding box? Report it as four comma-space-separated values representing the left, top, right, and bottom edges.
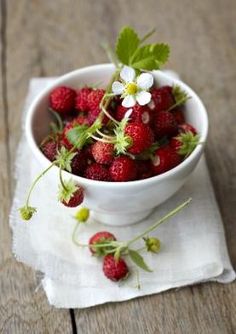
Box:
41, 85, 198, 182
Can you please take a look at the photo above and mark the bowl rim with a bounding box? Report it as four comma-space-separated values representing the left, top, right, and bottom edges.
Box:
25, 63, 208, 188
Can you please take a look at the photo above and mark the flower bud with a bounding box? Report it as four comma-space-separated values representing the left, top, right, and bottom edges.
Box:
74, 207, 90, 223
144, 237, 161, 253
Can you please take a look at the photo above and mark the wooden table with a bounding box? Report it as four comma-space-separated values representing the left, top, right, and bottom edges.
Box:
0, 0, 235, 333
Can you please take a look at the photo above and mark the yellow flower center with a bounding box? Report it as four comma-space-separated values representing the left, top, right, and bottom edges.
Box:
125, 82, 138, 95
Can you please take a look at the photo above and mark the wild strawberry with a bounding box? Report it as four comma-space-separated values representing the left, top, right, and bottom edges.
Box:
89, 231, 116, 255
71, 150, 88, 175
87, 89, 105, 112
59, 180, 84, 207
136, 160, 153, 179
49, 86, 76, 115
151, 86, 175, 112
74, 114, 89, 126
172, 108, 185, 124
41, 140, 59, 161
60, 122, 74, 150
84, 163, 110, 181
154, 111, 178, 138
178, 123, 197, 135
152, 146, 181, 175
115, 104, 153, 125
170, 132, 199, 156
91, 141, 114, 165
109, 156, 137, 182
125, 123, 154, 154
75, 87, 92, 112
103, 255, 129, 281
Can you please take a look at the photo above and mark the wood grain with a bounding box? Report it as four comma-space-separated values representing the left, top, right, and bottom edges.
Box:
1, 0, 236, 333
0, 1, 72, 333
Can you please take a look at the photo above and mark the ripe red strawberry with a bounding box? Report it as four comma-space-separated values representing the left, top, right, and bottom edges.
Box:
109, 156, 137, 182
62, 186, 84, 207
151, 86, 175, 112
71, 150, 88, 175
152, 146, 181, 175
75, 87, 92, 112
172, 108, 185, 124
136, 160, 153, 179
74, 114, 89, 126
103, 255, 129, 281
84, 163, 110, 181
89, 231, 116, 255
115, 104, 153, 125
91, 141, 114, 165
125, 123, 154, 154
154, 111, 178, 138
60, 122, 74, 149
49, 86, 76, 115
87, 89, 105, 112
178, 123, 197, 135
41, 140, 58, 161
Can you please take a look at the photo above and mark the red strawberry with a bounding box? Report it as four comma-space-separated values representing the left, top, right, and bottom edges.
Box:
125, 123, 154, 154
60, 122, 74, 149
178, 123, 197, 135
115, 104, 153, 125
136, 160, 153, 179
49, 86, 76, 115
89, 231, 116, 255
71, 150, 88, 175
91, 141, 114, 165
74, 114, 89, 126
103, 255, 129, 281
109, 156, 137, 182
41, 140, 58, 161
151, 86, 175, 112
154, 111, 178, 138
62, 186, 84, 207
152, 146, 181, 175
75, 87, 92, 112
84, 163, 110, 181
172, 108, 185, 124
87, 89, 104, 112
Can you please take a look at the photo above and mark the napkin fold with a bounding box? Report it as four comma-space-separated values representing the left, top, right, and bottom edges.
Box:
10, 77, 235, 309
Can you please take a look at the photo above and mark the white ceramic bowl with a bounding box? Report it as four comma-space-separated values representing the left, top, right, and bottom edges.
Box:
25, 64, 208, 226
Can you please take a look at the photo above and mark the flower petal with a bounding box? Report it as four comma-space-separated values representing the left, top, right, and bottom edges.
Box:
136, 91, 151, 106
122, 95, 136, 108
137, 73, 154, 90
120, 66, 136, 83
112, 81, 124, 95
124, 108, 133, 119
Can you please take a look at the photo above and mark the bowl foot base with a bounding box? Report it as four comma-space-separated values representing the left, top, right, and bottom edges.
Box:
91, 208, 153, 226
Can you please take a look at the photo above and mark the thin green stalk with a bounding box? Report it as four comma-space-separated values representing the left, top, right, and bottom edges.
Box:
127, 198, 192, 246
59, 167, 68, 191
25, 162, 56, 207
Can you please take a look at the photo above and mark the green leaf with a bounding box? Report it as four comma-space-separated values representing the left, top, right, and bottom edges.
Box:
66, 125, 89, 148
128, 249, 153, 272
130, 43, 170, 70
168, 85, 190, 111
116, 26, 140, 65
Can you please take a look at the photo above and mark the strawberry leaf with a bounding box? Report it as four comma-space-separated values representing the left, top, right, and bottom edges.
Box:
130, 43, 170, 70
128, 249, 153, 272
116, 26, 140, 65
66, 125, 89, 148
168, 85, 190, 111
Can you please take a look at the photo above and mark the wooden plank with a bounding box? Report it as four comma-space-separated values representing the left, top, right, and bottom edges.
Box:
0, 1, 72, 333
3, 0, 236, 333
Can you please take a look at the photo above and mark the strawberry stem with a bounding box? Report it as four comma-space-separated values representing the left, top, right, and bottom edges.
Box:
25, 162, 56, 208
127, 198, 192, 246
59, 167, 68, 191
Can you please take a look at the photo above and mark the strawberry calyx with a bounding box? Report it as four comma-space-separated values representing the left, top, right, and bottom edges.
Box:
58, 179, 81, 204
171, 132, 200, 156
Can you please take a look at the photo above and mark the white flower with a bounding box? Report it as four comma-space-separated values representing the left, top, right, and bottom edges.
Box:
112, 66, 154, 108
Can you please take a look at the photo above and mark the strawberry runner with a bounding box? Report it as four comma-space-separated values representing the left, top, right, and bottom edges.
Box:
10, 78, 235, 308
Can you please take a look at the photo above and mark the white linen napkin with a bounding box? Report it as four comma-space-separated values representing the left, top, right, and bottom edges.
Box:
10, 77, 235, 309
